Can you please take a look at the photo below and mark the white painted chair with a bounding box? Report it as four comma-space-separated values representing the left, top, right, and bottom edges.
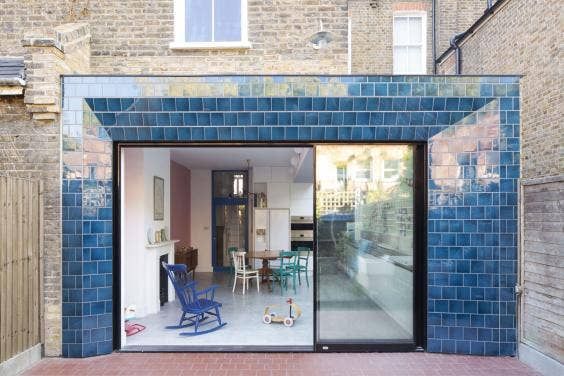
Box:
232, 251, 260, 294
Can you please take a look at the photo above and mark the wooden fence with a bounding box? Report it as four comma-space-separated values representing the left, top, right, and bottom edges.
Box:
0, 176, 43, 363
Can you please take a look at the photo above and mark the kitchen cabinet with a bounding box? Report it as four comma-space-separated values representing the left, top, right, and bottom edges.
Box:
253, 208, 290, 252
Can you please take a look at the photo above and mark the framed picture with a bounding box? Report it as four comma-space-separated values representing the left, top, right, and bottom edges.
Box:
153, 176, 164, 220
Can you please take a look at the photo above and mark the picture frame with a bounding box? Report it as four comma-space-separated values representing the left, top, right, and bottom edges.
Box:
153, 176, 165, 220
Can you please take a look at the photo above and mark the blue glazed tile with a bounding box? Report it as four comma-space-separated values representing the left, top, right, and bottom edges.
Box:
298, 127, 311, 140
176, 98, 190, 111
326, 97, 339, 111
380, 98, 392, 110
203, 98, 217, 111
264, 112, 278, 125
286, 97, 298, 111
312, 98, 326, 110
339, 98, 353, 111
285, 127, 298, 140
258, 127, 271, 141
361, 83, 374, 96
325, 127, 338, 140
277, 112, 291, 125
162, 98, 176, 111
164, 128, 178, 140
353, 98, 367, 111
318, 112, 331, 125
420, 98, 433, 111
338, 127, 351, 140
244, 98, 257, 111
189, 98, 203, 111
343, 112, 356, 125
257, 98, 271, 111
304, 112, 318, 125
347, 83, 360, 96
311, 127, 324, 140
392, 98, 406, 111
251, 112, 265, 126
204, 128, 218, 140
271, 127, 284, 140
298, 97, 312, 111
291, 112, 305, 125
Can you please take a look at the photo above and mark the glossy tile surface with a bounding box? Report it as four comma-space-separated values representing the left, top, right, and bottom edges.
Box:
61, 75, 520, 357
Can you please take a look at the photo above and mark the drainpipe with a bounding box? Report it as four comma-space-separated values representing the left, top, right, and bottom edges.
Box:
432, 0, 437, 74
449, 32, 465, 75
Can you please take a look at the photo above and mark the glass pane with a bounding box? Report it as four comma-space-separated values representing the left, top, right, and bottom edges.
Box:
408, 17, 422, 45
316, 145, 414, 343
213, 171, 247, 197
393, 17, 408, 45
393, 46, 408, 74
214, 0, 242, 41
186, 0, 212, 42
215, 204, 247, 267
408, 46, 423, 74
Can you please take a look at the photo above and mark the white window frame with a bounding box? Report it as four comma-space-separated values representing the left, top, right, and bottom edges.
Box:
170, 0, 251, 50
393, 11, 427, 74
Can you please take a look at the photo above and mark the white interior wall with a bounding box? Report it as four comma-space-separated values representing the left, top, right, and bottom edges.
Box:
122, 148, 171, 319
190, 169, 213, 272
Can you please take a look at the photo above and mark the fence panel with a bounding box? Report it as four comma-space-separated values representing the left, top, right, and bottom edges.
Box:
0, 176, 43, 363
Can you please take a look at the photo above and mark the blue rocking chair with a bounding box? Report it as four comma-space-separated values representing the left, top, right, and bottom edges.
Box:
162, 262, 227, 335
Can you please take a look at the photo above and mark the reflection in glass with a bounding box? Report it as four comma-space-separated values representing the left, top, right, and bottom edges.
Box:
215, 204, 246, 268
316, 145, 414, 343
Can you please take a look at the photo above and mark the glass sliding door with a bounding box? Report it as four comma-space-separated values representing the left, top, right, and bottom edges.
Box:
315, 145, 416, 348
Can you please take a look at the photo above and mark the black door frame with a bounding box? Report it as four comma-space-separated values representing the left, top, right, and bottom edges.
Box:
112, 141, 427, 352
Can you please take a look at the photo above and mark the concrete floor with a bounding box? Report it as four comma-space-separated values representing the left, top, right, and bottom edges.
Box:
125, 263, 411, 350
124, 271, 314, 350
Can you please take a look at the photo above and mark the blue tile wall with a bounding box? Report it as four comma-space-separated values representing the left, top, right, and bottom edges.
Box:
61, 75, 519, 357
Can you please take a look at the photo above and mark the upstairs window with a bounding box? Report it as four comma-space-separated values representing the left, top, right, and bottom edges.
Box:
171, 0, 249, 49
393, 12, 426, 74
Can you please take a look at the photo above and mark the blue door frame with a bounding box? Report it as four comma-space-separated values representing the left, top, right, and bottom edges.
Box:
211, 171, 249, 272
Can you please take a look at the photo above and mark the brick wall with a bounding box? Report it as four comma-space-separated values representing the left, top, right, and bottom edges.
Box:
435, 0, 488, 57
349, 0, 433, 74
0, 96, 61, 356
1, 0, 351, 74
437, 0, 563, 364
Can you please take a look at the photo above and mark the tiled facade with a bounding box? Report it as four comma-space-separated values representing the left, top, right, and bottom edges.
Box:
60, 75, 519, 357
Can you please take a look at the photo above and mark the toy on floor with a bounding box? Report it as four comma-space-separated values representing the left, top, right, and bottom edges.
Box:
124, 305, 146, 336
262, 298, 302, 327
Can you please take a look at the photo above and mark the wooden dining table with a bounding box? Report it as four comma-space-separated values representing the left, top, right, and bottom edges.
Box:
248, 250, 287, 291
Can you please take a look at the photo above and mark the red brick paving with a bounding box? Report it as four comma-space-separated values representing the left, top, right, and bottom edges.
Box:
23, 352, 539, 376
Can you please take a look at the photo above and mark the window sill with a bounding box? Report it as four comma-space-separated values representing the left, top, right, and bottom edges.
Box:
169, 41, 252, 50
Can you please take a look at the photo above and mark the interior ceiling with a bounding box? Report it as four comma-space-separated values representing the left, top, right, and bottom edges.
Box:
169, 147, 312, 177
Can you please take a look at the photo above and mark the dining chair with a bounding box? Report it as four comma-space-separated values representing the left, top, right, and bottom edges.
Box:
227, 247, 238, 276
232, 251, 260, 294
272, 251, 298, 295
291, 247, 311, 287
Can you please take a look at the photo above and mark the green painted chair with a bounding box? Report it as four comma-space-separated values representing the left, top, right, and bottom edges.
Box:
272, 251, 298, 295
289, 247, 311, 287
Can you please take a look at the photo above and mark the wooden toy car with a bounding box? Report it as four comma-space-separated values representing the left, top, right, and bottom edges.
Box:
262, 298, 302, 327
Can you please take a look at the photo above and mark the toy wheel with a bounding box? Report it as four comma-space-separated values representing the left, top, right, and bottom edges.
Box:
263, 314, 272, 324
283, 317, 294, 327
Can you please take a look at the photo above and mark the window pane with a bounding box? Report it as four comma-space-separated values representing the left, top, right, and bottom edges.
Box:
186, 0, 212, 42
408, 17, 422, 45
316, 145, 415, 342
214, 0, 242, 41
408, 46, 423, 73
393, 17, 409, 45
393, 46, 408, 74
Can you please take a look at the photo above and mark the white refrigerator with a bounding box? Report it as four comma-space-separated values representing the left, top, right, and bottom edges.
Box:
253, 208, 290, 252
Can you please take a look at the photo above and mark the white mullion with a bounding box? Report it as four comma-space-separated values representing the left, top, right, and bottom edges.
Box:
211, 0, 215, 42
